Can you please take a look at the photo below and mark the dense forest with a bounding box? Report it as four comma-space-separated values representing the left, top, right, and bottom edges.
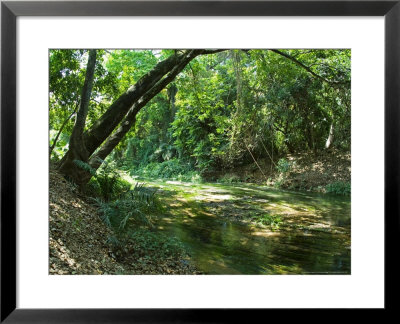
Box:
49, 49, 351, 275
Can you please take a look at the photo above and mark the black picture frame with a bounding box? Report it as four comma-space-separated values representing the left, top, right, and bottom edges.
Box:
1, 0, 398, 322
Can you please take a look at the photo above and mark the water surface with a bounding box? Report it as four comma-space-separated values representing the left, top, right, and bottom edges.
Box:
128, 176, 351, 274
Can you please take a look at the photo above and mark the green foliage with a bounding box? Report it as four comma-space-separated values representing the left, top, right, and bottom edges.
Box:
73, 159, 131, 201
94, 169, 131, 202
50, 130, 70, 161
73, 159, 97, 176
325, 181, 351, 195
170, 55, 233, 171
105, 227, 190, 272
88, 174, 131, 202
151, 143, 177, 162
105, 50, 158, 92
219, 174, 241, 183
254, 213, 282, 230
273, 179, 284, 189
94, 184, 188, 266
132, 159, 202, 182
49, 48, 352, 275
95, 182, 159, 236
96, 197, 151, 234
49, 50, 85, 126
127, 228, 187, 260
276, 158, 291, 173
51, 49, 350, 191
49, 49, 120, 157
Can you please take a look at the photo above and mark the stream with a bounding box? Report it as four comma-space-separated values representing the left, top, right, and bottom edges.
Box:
128, 176, 351, 275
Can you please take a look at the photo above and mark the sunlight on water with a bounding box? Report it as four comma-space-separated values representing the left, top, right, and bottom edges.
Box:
135, 178, 351, 274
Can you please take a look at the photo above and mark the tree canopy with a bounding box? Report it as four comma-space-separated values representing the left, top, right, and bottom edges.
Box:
49, 49, 350, 185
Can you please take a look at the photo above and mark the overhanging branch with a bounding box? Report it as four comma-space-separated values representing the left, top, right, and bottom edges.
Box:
269, 49, 350, 86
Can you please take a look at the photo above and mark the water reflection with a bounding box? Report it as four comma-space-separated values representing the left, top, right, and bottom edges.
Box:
149, 180, 351, 274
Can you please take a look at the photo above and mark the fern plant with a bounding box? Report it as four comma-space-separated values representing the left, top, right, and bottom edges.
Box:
73, 159, 97, 176
94, 182, 159, 237
74, 159, 131, 201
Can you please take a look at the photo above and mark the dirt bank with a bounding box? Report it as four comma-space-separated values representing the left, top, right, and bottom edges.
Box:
206, 149, 351, 192
49, 165, 198, 274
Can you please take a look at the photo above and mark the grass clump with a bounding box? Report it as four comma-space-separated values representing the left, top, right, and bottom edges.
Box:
325, 181, 351, 195
219, 174, 241, 183
253, 213, 282, 231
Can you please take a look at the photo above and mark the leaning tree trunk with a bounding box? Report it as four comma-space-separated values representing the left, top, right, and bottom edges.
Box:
58, 49, 224, 186
83, 51, 196, 157
58, 49, 97, 185
57, 51, 185, 172
88, 49, 201, 171
82, 49, 224, 158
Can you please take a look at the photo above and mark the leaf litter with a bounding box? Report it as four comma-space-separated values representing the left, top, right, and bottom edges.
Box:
49, 166, 198, 275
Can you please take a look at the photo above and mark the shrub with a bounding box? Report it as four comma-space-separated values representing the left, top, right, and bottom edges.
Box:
276, 158, 291, 174
132, 159, 202, 182
325, 181, 351, 195
219, 174, 241, 183
273, 179, 284, 188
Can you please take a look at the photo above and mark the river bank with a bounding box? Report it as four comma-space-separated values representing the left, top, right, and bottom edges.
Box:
203, 149, 351, 193
50, 159, 351, 275
49, 166, 198, 275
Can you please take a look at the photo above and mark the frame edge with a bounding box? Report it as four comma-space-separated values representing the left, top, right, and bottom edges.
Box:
1, 2, 17, 322
384, 0, 400, 312
1, 0, 398, 322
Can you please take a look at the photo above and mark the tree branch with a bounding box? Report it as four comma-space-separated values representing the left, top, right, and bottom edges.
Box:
49, 101, 78, 157
269, 49, 350, 86
89, 50, 201, 169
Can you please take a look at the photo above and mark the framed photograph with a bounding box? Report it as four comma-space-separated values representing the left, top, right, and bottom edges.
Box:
1, 0, 398, 322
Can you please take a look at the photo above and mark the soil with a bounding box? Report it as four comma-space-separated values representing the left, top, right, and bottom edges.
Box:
49, 166, 119, 274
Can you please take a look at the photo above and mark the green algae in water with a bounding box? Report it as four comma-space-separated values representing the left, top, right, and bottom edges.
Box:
125, 177, 351, 274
